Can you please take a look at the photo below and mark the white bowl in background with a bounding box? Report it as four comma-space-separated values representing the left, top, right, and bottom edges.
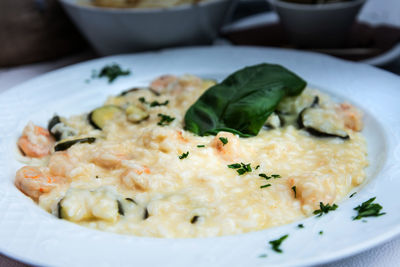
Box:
268, 0, 366, 48
59, 0, 234, 55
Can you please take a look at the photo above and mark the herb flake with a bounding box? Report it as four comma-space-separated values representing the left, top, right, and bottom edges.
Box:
157, 114, 175, 126
219, 137, 228, 145
269, 234, 288, 253
313, 202, 338, 217
98, 64, 130, 83
353, 197, 385, 220
260, 184, 271, 189
197, 145, 205, 148
349, 192, 357, 198
227, 162, 252, 175
297, 224, 304, 229
150, 100, 169, 107
179, 151, 189, 159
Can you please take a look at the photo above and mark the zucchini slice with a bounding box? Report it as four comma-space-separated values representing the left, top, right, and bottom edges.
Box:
48, 115, 61, 132
264, 112, 282, 129
125, 104, 149, 123
88, 105, 124, 130
48, 115, 77, 141
48, 115, 62, 141
298, 107, 349, 140
54, 137, 96, 152
57, 198, 64, 219
117, 200, 124, 216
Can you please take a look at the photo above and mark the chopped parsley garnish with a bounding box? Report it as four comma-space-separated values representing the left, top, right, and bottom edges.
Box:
228, 162, 252, 175
269, 234, 288, 253
139, 97, 169, 107
297, 224, 304, 229
139, 97, 147, 103
255, 165, 260, 169
219, 137, 228, 145
260, 184, 271, 189
319, 231, 323, 235
291, 186, 297, 198
353, 197, 385, 220
259, 173, 271, 180
258, 254, 267, 258
228, 163, 241, 169
98, 63, 130, 83
227, 162, 252, 175
150, 100, 169, 107
259, 173, 281, 180
157, 113, 175, 126
349, 192, 357, 198
179, 151, 189, 159
313, 202, 338, 217
197, 145, 205, 148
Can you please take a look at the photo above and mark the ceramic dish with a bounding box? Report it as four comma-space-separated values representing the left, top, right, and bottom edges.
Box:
59, 0, 235, 55
221, 11, 400, 66
0, 46, 399, 266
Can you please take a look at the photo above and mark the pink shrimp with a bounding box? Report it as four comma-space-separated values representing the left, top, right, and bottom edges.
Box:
211, 132, 243, 162
15, 166, 65, 201
336, 103, 363, 131
17, 122, 54, 158
150, 75, 179, 94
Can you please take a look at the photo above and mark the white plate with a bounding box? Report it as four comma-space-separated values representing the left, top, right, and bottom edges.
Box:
0, 46, 399, 267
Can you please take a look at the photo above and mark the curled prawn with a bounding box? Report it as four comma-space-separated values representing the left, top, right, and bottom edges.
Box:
120, 162, 151, 191
17, 122, 54, 158
211, 131, 243, 162
150, 75, 179, 94
15, 166, 65, 201
336, 103, 363, 131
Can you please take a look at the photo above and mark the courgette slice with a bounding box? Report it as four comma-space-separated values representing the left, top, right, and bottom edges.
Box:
88, 105, 124, 130
125, 104, 149, 123
298, 107, 349, 140
48, 115, 77, 141
117, 200, 124, 216
54, 137, 96, 152
48, 115, 62, 141
57, 198, 64, 219
264, 112, 282, 129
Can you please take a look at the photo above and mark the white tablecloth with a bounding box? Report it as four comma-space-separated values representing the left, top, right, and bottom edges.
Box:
0, 53, 399, 267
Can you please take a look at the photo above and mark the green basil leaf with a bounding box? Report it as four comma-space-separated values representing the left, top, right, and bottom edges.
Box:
184, 63, 306, 137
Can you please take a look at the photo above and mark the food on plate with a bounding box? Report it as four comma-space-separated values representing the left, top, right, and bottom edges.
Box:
15, 63, 367, 237
91, 0, 207, 8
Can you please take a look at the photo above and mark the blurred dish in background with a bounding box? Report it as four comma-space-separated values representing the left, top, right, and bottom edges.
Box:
221, 0, 400, 66
267, 0, 366, 48
60, 0, 235, 55
90, 0, 208, 8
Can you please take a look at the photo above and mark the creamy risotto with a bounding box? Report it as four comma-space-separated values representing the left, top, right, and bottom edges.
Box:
15, 67, 368, 238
